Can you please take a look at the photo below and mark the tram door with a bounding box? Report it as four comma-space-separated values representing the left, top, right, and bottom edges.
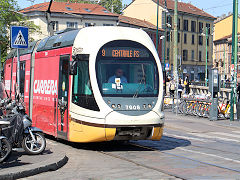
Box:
57, 55, 70, 139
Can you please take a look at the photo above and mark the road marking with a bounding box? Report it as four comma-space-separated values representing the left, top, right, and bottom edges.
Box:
178, 147, 240, 164
232, 131, 240, 134
210, 132, 240, 139
188, 133, 240, 143
164, 133, 213, 143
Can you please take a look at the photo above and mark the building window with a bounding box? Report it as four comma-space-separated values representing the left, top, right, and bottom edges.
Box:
207, 51, 209, 62
199, 51, 202, 61
67, 22, 78, 28
178, 18, 181, 30
207, 37, 209, 46
167, 31, 170, 42
183, 19, 188, 31
191, 21, 196, 32
103, 24, 114, 26
167, 48, 170, 60
206, 23, 211, 33
199, 35, 203, 45
85, 23, 96, 27
184, 33, 187, 44
183, 50, 188, 61
178, 32, 180, 43
51, 21, 59, 31
167, 16, 172, 28
192, 34, 195, 44
199, 22, 203, 33
191, 50, 194, 61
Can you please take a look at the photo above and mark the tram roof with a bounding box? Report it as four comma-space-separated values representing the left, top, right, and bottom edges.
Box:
36, 29, 80, 52
6, 41, 38, 59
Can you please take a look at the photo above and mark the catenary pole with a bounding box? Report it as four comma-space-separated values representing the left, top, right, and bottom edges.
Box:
205, 27, 209, 87
163, 0, 167, 95
223, 45, 226, 88
173, 0, 178, 114
234, 0, 238, 105
230, 0, 238, 121
156, 0, 159, 51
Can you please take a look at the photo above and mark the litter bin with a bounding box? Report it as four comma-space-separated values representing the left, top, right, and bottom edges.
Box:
237, 102, 240, 121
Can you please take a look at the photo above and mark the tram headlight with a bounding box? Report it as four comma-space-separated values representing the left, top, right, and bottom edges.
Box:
148, 104, 152, 108
111, 104, 116, 108
117, 104, 121, 109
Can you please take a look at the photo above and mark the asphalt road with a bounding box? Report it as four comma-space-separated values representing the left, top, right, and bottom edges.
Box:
20, 111, 240, 180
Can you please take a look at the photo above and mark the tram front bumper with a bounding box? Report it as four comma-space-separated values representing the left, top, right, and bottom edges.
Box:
105, 111, 164, 141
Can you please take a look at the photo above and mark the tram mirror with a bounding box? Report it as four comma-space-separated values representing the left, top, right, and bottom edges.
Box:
70, 61, 77, 75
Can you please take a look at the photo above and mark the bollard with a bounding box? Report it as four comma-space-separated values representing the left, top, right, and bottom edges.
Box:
209, 98, 218, 121
237, 102, 240, 121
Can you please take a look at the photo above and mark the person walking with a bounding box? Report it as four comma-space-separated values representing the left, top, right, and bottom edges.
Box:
237, 83, 240, 102
169, 78, 175, 97
178, 80, 183, 98
184, 75, 190, 94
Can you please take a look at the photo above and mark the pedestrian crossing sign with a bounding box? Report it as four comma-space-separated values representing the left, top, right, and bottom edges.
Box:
11, 26, 28, 49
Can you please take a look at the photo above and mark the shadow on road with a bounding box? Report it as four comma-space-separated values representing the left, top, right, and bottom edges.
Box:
0, 152, 30, 169
45, 134, 191, 153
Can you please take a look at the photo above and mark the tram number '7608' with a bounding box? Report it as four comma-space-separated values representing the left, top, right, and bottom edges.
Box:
125, 105, 141, 110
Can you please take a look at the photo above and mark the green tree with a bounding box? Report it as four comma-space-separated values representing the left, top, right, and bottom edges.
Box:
0, 0, 40, 62
99, 0, 123, 14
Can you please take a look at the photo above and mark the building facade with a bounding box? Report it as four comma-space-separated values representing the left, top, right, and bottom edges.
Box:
20, 1, 164, 57
20, 1, 119, 40
213, 15, 240, 81
123, 0, 216, 81
118, 15, 164, 59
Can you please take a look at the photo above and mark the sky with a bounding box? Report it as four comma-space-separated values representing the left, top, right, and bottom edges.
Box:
16, 0, 236, 18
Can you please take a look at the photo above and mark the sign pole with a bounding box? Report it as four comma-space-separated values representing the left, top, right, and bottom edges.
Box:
17, 48, 20, 91
10, 26, 29, 96
0, 47, 1, 81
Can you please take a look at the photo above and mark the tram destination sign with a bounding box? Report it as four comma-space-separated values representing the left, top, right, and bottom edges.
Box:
101, 47, 149, 58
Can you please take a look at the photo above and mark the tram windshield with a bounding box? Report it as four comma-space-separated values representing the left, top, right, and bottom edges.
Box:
96, 40, 159, 97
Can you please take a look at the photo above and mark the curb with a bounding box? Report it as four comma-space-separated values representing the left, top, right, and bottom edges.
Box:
0, 154, 68, 180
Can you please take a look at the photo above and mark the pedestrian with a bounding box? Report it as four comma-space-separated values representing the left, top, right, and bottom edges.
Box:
237, 83, 240, 102
184, 75, 190, 94
178, 80, 183, 98
169, 78, 175, 97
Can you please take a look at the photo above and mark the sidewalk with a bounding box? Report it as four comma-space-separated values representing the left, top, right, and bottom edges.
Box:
0, 139, 68, 180
164, 110, 240, 133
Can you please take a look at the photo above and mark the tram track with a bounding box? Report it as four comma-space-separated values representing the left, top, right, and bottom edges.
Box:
161, 136, 240, 157
96, 139, 240, 179
98, 147, 187, 180
130, 142, 240, 173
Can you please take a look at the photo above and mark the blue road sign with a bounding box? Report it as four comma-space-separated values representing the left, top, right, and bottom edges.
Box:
165, 63, 170, 70
11, 26, 29, 49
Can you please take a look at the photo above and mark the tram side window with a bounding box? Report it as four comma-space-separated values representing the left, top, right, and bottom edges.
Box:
20, 61, 26, 99
72, 61, 100, 111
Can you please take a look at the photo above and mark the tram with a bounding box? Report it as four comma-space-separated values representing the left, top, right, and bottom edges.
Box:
4, 26, 164, 143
